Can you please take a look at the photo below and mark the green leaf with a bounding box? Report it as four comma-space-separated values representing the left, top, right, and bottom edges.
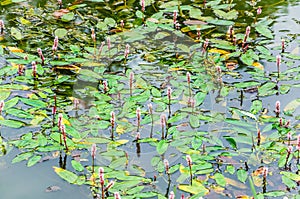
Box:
20, 98, 47, 108
54, 28, 68, 38
0, 119, 24, 128
71, 160, 84, 172
190, 114, 200, 128
280, 171, 300, 181
61, 12, 74, 22
109, 157, 127, 169
104, 17, 116, 27
27, 155, 42, 167
240, 50, 258, 66
282, 175, 297, 189
214, 172, 226, 186
156, 140, 168, 155
255, 24, 273, 39
12, 152, 33, 163
250, 100, 262, 114
234, 81, 260, 89
178, 180, 209, 195
237, 169, 248, 183
258, 82, 277, 96
213, 9, 238, 20
223, 136, 237, 149
11, 27, 22, 40
207, 19, 234, 26
0, 91, 10, 101
53, 166, 78, 184
194, 91, 207, 106
5, 97, 19, 109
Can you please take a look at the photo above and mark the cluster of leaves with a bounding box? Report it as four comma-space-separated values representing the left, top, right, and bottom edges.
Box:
2, 0, 300, 198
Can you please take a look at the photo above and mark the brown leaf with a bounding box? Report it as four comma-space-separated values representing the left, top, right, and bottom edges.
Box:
53, 9, 69, 19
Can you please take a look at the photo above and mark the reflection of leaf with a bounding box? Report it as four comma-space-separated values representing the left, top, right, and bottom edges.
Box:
284, 99, 300, 115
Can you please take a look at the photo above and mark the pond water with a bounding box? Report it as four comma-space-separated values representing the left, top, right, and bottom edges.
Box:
1, 0, 300, 198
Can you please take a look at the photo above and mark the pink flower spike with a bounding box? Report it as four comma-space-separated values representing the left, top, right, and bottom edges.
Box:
136, 132, 140, 140
147, 103, 153, 115
167, 86, 172, 101
120, 20, 124, 29
169, 191, 175, 199
124, 44, 130, 59
173, 10, 177, 24
287, 145, 293, 153
0, 20, 4, 34
263, 167, 268, 178
0, 100, 4, 113
245, 26, 251, 37
91, 28, 96, 42
164, 159, 169, 173
58, 113, 63, 128
103, 80, 108, 93
257, 6, 262, 15
140, 0, 145, 12
297, 135, 300, 150
276, 55, 281, 68
99, 167, 105, 185
136, 107, 141, 122
114, 192, 121, 199
91, 143, 97, 159
186, 155, 192, 166
287, 132, 292, 140
52, 36, 59, 51
110, 111, 115, 126
275, 101, 280, 115
160, 114, 166, 128
107, 37, 111, 50
281, 39, 285, 51
186, 72, 191, 84
32, 61, 37, 77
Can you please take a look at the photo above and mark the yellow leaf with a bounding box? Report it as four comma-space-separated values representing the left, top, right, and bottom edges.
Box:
19, 17, 31, 25
179, 164, 189, 174
63, 118, 71, 126
178, 180, 209, 195
252, 62, 264, 70
169, 67, 184, 71
7, 46, 24, 53
209, 48, 230, 55
116, 124, 126, 134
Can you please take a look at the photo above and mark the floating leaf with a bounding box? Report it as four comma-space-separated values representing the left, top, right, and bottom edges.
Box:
156, 140, 168, 155
250, 100, 262, 114
178, 180, 209, 195
214, 172, 226, 187
53, 166, 78, 184
12, 152, 33, 163
255, 24, 273, 39
11, 27, 22, 40
213, 9, 238, 20
54, 28, 68, 38
237, 169, 248, 183
71, 160, 84, 172
190, 114, 200, 128
61, 12, 74, 22
280, 171, 300, 181
20, 98, 47, 108
252, 62, 264, 70
27, 155, 42, 167
0, 119, 24, 128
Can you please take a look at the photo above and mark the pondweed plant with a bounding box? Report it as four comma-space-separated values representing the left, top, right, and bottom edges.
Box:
1, 0, 300, 198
